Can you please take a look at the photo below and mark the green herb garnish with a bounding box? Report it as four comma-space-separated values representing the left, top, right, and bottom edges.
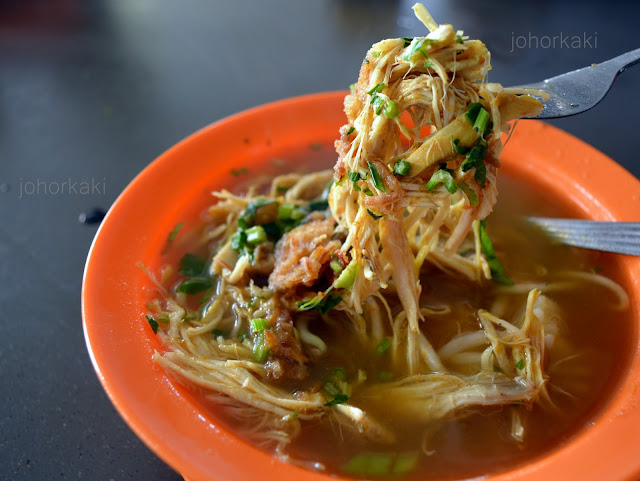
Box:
367, 162, 386, 193
367, 209, 382, 220
230, 167, 248, 176
324, 394, 349, 406
252, 331, 270, 362
458, 182, 478, 207
167, 222, 183, 242
452, 138, 470, 155
377, 371, 394, 382
478, 220, 514, 285
375, 338, 392, 356
146, 315, 159, 334
335, 260, 359, 289
178, 253, 207, 277
426, 169, 457, 194
246, 225, 267, 245
367, 83, 386, 95
176, 277, 213, 294
515, 359, 525, 370
250, 318, 268, 333
393, 160, 411, 177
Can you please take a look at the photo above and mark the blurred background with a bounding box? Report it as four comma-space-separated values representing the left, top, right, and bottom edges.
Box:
1, 0, 637, 479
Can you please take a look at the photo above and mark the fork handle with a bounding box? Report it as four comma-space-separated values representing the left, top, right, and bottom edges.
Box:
605, 47, 640, 74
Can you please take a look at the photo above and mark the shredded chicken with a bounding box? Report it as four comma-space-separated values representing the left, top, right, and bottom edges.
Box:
269, 217, 341, 291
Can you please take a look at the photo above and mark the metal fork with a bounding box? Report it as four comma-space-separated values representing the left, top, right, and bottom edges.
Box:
516, 48, 640, 119
526, 218, 640, 256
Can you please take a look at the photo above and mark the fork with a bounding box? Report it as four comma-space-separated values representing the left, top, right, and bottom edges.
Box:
526, 218, 640, 256
516, 48, 640, 119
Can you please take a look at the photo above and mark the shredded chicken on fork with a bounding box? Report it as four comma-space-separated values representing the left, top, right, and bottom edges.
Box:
330, 3, 545, 331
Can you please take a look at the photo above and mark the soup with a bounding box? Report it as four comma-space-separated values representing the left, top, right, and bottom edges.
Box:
145, 151, 629, 480
142, 3, 630, 480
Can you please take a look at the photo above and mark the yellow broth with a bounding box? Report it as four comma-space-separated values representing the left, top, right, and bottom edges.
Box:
166, 148, 632, 480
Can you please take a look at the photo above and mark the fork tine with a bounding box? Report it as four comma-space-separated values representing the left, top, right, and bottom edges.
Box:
526, 217, 640, 256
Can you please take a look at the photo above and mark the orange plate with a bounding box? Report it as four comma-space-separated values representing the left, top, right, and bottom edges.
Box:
82, 91, 640, 481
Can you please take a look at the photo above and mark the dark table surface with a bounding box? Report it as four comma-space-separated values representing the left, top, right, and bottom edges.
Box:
1, 1, 639, 480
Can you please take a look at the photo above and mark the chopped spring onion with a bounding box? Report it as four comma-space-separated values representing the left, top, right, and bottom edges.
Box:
343, 453, 394, 478
460, 140, 488, 188
246, 225, 267, 245
367, 209, 382, 220
347, 126, 355, 135
403, 38, 437, 64
367, 162, 386, 193
178, 253, 206, 277
307, 199, 329, 212
474, 158, 487, 187
349, 83, 356, 95
176, 277, 213, 294
393, 160, 411, 176
342, 452, 419, 478
324, 394, 349, 406
230, 167, 248, 176
392, 452, 419, 477
323, 380, 341, 397
367, 83, 386, 95
278, 203, 305, 221
334, 368, 346, 381
250, 318, 268, 333
515, 359, 525, 370
298, 290, 343, 314
363, 188, 374, 196
348, 171, 362, 191
324, 380, 349, 406
252, 331, 270, 362
237, 199, 277, 229
277, 203, 294, 220
371, 95, 385, 115
458, 182, 479, 207
231, 229, 247, 250
383, 100, 399, 119
211, 329, 227, 338
426, 169, 457, 194
145, 315, 159, 334
473, 107, 491, 133
455, 34, 464, 44
375, 338, 392, 356
335, 261, 359, 289
261, 221, 280, 239
377, 371, 394, 382
167, 222, 183, 242
317, 294, 343, 314
478, 220, 514, 285
402, 37, 413, 47
465, 102, 484, 124
330, 259, 344, 273
452, 138, 470, 155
